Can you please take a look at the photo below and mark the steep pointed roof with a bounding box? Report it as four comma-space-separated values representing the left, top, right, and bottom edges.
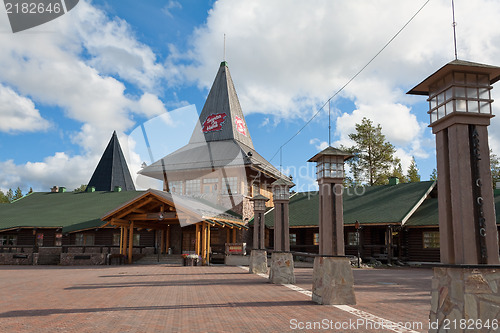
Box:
86, 131, 136, 192
140, 62, 283, 181
189, 61, 254, 149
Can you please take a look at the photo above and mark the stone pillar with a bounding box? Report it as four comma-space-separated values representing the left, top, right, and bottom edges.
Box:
429, 266, 500, 332
269, 178, 295, 284
408, 60, 500, 328
312, 257, 356, 305
249, 194, 269, 274
308, 146, 356, 305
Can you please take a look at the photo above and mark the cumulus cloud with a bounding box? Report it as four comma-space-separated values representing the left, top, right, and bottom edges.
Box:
0, 85, 50, 133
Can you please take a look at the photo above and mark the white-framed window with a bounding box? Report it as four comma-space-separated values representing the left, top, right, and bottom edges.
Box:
347, 232, 359, 246
290, 233, 297, 245
185, 179, 201, 195
0, 235, 17, 246
203, 178, 218, 194
423, 231, 440, 249
222, 177, 238, 194
169, 181, 183, 194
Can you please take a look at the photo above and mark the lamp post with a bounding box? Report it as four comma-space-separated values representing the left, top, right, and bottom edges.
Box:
249, 194, 269, 274
308, 146, 356, 305
355, 220, 361, 268
408, 59, 500, 329
269, 177, 295, 284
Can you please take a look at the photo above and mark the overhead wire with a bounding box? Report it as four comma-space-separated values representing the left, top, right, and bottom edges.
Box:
269, 0, 431, 164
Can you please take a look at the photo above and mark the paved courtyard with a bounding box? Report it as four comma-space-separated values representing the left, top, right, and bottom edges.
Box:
0, 265, 433, 332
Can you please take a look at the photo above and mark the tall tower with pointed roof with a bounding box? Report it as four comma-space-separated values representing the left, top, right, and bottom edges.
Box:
140, 61, 283, 219
86, 131, 136, 192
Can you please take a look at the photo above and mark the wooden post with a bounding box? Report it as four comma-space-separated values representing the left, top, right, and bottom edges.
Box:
207, 223, 211, 265
122, 226, 128, 256
232, 228, 237, 243
119, 227, 124, 255
160, 229, 165, 254
128, 221, 134, 264
166, 225, 171, 253
226, 228, 230, 244
196, 223, 201, 256
202, 222, 207, 265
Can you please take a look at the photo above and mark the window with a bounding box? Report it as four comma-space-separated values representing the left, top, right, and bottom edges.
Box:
168, 181, 183, 194
36, 233, 44, 246
55, 233, 62, 246
0, 235, 17, 246
222, 177, 238, 195
313, 233, 319, 246
133, 234, 140, 246
423, 232, 440, 249
203, 178, 218, 194
290, 233, 297, 245
347, 232, 359, 246
75, 233, 95, 246
185, 179, 201, 195
113, 234, 121, 246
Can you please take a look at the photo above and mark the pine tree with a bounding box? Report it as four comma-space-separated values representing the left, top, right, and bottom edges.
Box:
430, 168, 437, 182
73, 184, 88, 193
344, 117, 398, 185
0, 190, 9, 203
491, 150, 500, 188
390, 161, 407, 183
13, 187, 23, 200
407, 157, 421, 183
6, 189, 13, 202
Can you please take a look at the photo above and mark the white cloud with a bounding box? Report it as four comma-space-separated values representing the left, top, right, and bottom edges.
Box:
0, 84, 50, 133
162, 1, 182, 18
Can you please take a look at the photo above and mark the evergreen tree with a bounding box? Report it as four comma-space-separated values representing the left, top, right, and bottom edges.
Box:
28, 187, 33, 194
13, 187, 23, 200
73, 184, 88, 193
407, 157, 421, 183
0, 190, 9, 203
430, 168, 437, 182
490, 150, 500, 188
344, 117, 398, 186
390, 161, 407, 183
6, 189, 13, 202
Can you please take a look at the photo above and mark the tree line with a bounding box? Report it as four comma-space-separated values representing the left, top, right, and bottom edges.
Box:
0, 187, 31, 203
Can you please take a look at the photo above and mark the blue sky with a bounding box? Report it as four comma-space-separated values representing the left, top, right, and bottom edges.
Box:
2, 0, 500, 193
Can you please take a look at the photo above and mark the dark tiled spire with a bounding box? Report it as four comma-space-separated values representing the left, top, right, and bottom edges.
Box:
189, 61, 255, 149
86, 131, 136, 191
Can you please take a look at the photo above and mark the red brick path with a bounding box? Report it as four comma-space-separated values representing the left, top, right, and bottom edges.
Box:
0, 265, 432, 332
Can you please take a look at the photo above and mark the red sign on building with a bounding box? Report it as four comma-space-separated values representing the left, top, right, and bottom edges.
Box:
202, 113, 227, 133
234, 116, 246, 136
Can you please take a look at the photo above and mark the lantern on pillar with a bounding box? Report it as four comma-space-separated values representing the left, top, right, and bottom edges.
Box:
271, 177, 295, 252
250, 194, 269, 250
308, 146, 353, 256
408, 59, 500, 265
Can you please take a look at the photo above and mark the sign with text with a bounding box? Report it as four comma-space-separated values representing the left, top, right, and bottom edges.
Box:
225, 243, 246, 255
202, 113, 227, 133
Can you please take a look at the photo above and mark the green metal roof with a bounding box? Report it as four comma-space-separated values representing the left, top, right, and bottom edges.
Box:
405, 189, 500, 227
0, 191, 144, 233
263, 181, 436, 228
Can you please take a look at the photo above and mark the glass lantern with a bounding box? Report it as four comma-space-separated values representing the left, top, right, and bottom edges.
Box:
251, 194, 269, 211
271, 178, 295, 200
308, 146, 353, 181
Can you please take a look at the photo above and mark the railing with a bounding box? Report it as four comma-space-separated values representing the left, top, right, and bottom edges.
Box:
61, 245, 151, 254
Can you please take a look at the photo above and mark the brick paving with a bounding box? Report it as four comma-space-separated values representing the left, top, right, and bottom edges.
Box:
0, 265, 432, 333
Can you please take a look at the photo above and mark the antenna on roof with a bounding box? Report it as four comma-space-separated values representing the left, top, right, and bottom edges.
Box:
223, 33, 226, 61
328, 100, 331, 146
451, 0, 458, 60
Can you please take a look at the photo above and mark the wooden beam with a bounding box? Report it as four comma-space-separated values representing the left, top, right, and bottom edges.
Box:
122, 226, 128, 255
116, 198, 154, 220
232, 228, 237, 243
195, 223, 201, 256
166, 225, 171, 252
202, 222, 207, 265
226, 228, 230, 244
128, 221, 134, 264
207, 223, 211, 265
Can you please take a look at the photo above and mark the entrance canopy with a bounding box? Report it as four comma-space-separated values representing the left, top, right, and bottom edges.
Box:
101, 189, 245, 229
